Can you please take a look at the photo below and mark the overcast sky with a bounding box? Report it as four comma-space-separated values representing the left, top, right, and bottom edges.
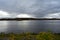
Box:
0, 0, 60, 18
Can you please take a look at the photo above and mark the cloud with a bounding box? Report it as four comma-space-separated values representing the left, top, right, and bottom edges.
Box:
0, 10, 10, 18
43, 12, 60, 18
16, 14, 35, 18
0, 0, 60, 17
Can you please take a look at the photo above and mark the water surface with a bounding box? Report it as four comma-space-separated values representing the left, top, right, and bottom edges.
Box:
0, 20, 60, 33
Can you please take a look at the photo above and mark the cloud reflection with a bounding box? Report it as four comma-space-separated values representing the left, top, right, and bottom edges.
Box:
18, 21, 30, 30
18, 21, 30, 26
0, 21, 8, 32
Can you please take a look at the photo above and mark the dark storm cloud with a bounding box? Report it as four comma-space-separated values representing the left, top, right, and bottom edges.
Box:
0, 0, 60, 17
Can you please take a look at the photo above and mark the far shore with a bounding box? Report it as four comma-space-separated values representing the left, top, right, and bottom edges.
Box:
0, 18, 60, 21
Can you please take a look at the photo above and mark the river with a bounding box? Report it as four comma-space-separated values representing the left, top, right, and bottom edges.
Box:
0, 20, 60, 33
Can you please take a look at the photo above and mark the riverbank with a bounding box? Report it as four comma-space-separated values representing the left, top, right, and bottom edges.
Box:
0, 32, 60, 40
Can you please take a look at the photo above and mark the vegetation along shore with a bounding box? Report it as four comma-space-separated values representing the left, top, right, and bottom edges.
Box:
0, 32, 60, 40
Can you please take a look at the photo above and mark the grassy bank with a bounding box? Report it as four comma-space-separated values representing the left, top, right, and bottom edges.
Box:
0, 32, 60, 40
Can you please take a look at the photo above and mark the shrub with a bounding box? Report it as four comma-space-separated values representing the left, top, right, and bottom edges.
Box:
36, 32, 55, 40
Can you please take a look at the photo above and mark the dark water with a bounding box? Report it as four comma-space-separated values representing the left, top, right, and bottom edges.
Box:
0, 20, 60, 33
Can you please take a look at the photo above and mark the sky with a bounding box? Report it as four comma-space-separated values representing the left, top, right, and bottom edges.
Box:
0, 0, 60, 18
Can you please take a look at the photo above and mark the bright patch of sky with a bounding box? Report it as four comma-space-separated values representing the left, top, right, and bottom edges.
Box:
16, 14, 35, 18
0, 10, 10, 18
44, 13, 60, 18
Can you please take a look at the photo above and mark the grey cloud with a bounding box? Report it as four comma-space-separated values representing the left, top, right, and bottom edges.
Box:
0, 0, 60, 17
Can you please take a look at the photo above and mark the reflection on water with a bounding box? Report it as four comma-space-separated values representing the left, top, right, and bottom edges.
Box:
18, 21, 30, 30
0, 20, 60, 33
0, 21, 8, 32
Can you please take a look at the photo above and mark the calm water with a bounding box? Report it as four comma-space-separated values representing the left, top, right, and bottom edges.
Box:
0, 20, 60, 33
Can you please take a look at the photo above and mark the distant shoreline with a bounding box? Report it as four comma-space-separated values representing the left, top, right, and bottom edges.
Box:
0, 18, 60, 21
